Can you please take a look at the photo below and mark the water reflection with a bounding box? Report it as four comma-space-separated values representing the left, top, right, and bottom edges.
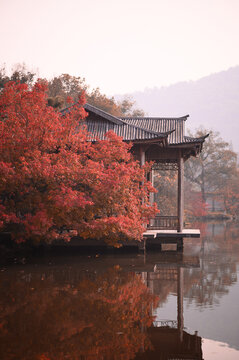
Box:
184, 221, 239, 308
134, 254, 203, 359
0, 221, 239, 359
0, 266, 158, 359
202, 339, 239, 360
0, 254, 203, 359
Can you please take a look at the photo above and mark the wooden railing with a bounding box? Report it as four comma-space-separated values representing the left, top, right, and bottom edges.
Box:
153, 320, 178, 328
148, 216, 179, 230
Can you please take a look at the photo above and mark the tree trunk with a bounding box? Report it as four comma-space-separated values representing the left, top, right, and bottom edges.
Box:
201, 164, 206, 202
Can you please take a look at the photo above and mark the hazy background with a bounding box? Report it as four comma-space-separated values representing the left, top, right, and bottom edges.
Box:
116, 66, 239, 153
1, 0, 239, 151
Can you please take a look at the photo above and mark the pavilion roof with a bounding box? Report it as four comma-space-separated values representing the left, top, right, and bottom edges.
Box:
61, 103, 208, 146
121, 116, 188, 144
85, 115, 172, 143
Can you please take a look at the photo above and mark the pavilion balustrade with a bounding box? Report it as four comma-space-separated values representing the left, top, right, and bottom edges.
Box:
148, 215, 179, 230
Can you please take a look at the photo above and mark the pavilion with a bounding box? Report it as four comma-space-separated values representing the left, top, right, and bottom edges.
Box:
61, 103, 208, 248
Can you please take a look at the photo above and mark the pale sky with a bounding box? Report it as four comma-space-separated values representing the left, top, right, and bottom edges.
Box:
1, 0, 239, 95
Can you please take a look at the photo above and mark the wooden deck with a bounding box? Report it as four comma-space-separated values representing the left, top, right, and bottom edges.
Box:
143, 229, 200, 239
142, 229, 200, 251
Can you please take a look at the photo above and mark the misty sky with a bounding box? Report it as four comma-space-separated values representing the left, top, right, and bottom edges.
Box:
1, 0, 239, 95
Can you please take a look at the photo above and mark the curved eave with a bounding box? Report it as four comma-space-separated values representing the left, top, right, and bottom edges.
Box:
169, 133, 209, 147
124, 130, 175, 146
168, 134, 209, 158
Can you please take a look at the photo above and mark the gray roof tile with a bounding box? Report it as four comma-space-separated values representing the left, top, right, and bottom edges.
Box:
61, 103, 206, 145
120, 116, 188, 144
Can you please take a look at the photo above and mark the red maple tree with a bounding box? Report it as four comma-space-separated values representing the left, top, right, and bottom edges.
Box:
0, 81, 157, 245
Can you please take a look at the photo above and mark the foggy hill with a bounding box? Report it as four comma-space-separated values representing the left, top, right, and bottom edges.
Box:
117, 66, 239, 153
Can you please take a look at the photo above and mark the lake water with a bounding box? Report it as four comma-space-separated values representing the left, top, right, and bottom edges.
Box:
0, 221, 239, 359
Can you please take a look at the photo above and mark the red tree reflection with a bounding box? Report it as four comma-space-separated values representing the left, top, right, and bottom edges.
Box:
0, 266, 159, 360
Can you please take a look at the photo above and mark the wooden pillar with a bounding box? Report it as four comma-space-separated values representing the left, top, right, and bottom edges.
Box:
177, 266, 184, 342
140, 145, 146, 231
149, 169, 155, 228
149, 169, 154, 205
140, 145, 145, 167
177, 151, 184, 232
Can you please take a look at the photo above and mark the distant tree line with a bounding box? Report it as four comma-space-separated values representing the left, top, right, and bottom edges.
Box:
146, 128, 238, 219
184, 128, 239, 218
0, 64, 144, 116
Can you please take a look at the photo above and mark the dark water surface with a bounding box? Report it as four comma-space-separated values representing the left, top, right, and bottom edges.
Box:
0, 221, 239, 359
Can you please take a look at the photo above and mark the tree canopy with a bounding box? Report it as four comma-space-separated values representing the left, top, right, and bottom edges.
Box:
47, 73, 145, 116
0, 64, 36, 90
0, 65, 144, 117
223, 168, 239, 216
0, 81, 157, 245
184, 128, 238, 217
185, 128, 238, 201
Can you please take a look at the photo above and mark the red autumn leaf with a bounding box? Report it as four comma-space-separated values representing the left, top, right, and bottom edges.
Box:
0, 81, 158, 246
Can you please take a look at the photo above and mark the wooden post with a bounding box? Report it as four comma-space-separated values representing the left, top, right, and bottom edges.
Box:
140, 145, 145, 167
149, 169, 154, 227
177, 151, 184, 232
177, 266, 184, 342
140, 145, 146, 232
149, 169, 154, 206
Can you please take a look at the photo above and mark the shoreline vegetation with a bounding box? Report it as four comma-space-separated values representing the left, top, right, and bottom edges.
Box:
0, 67, 238, 257
187, 213, 235, 221
1, 218, 237, 266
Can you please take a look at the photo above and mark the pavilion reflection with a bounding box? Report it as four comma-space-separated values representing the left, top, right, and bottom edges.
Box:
135, 253, 203, 360
3, 246, 232, 359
